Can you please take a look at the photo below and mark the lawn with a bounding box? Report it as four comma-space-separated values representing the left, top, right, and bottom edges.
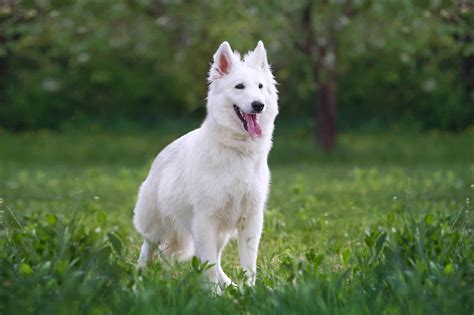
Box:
0, 122, 472, 314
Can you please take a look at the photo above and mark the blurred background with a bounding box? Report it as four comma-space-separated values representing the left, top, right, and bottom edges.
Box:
0, 0, 473, 150
1, 3, 473, 312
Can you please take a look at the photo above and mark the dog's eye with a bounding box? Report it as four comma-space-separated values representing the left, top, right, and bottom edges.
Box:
235, 84, 245, 89
258, 83, 263, 89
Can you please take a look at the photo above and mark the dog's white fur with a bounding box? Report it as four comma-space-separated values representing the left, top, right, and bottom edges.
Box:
133, 41, 278, 290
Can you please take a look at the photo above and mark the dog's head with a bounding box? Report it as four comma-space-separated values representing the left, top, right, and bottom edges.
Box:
207, 41, 278, 139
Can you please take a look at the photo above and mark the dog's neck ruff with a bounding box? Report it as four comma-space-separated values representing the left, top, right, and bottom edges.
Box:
202, 116, 272, 155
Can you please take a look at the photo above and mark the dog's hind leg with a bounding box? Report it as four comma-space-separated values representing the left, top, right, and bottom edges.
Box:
174, 232, 194, 261
137, 239, 157, 268
161, 230, 194, 261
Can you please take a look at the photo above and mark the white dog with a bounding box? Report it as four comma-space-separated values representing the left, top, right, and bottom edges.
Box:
133, 41, 278, 291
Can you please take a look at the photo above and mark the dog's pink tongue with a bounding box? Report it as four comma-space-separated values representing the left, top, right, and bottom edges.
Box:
243, 113, 262, 138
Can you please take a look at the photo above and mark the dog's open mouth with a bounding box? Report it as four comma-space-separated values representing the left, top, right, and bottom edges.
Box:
233, 105, 262, 138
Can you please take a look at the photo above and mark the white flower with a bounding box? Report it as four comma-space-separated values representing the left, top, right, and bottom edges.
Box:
41, 78, 60, 92
421, 79, 437, 92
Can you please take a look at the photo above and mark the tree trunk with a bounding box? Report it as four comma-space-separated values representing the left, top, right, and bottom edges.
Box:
0, 34, 7, 107
298, 1, 342, 152
313, 38, 337, 152
461, 50, 474, 100
315, 73, 337, 151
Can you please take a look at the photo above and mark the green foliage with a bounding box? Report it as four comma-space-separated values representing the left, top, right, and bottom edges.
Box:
0, 1, 473, 130
0, 207, 126, 313
0, 127, 472, 314
1, 1, 187, 130
337, 0, 474, 130
1, 198, 472, 314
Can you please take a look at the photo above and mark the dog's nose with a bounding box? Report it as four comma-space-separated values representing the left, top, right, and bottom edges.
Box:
251, 101, 265, 113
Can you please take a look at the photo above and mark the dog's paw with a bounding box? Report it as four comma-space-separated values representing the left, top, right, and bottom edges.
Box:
137, 258, 149, 269
212, 284, 223, 296
245, 273, 256, 287
218, 271, 234, 287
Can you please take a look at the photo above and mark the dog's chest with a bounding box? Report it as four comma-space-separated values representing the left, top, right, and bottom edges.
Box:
215, 152, 261, 189
196, 152, 265, 220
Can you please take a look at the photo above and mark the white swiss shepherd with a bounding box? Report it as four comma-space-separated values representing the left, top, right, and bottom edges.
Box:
133, 41, 278, 291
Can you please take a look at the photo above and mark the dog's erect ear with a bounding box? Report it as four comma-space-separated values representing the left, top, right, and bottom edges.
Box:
245, 41, 269, 70
210, 41, 235, 80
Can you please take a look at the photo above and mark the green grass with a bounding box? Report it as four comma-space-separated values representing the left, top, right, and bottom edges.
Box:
0, 122, 473, 314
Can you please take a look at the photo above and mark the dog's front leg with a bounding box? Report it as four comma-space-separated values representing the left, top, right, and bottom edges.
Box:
192, 214, 220, 291
238, 209, 263, 286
